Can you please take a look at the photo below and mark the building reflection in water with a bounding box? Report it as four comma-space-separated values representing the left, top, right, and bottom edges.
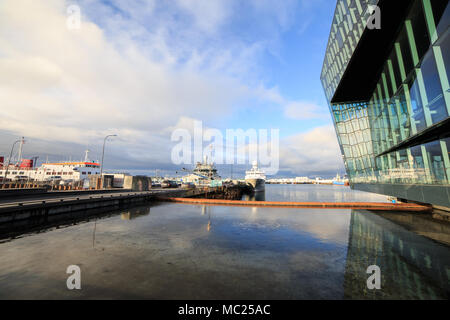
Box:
120, 207, 151, 220
344, 210, 450, 299
89, 207, 150, 248
201, 205, 212, 232
242, 191, 266, 202
264, 184, 388, 202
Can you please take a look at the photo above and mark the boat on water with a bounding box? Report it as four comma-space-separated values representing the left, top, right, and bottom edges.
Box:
332, 173, 349, 186
182, 156, 221, 186
245, 161, 266, 192
192, 156, 221, 180
0, 139, 100, 182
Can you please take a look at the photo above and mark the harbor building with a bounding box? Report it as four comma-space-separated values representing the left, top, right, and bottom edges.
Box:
321, 0, 450, 207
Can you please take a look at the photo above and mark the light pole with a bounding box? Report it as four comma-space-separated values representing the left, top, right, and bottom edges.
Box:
3, 139, 21, 182
100, 134, 117, 184
27, 156, 39, 187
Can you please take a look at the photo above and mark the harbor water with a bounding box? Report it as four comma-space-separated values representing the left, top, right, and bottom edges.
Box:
0, 185, 449, 299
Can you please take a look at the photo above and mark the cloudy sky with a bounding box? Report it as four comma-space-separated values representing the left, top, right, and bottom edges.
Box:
0, 0, 344, 178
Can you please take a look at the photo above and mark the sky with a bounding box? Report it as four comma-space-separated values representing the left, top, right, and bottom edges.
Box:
0, 0, 344, 178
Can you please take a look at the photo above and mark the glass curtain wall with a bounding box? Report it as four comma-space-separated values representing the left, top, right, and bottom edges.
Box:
321, 0, 380, 102
325, 0, 450, 186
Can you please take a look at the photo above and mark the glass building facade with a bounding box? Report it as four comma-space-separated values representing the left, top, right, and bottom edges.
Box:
321, 0, 450, 207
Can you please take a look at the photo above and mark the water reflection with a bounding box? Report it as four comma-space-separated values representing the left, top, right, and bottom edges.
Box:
121, 207, 150, 220
376, 211, 450, 246
201, 206, 212, 232
344, 211, 450, 299
0, 205, 153, 243
242, 191, 266, 201
263, 184, 389, 202
92, 219, 96, 248
0, 188, 448, 299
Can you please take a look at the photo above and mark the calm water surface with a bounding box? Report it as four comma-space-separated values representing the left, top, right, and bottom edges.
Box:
243, 184, 391, 202
0, 185, 448, 299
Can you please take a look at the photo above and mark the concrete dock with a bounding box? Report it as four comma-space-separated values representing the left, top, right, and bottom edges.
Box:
0, 187, 216, 224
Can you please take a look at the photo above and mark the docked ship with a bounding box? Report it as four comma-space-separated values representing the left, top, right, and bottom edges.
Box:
332, 173, 349, 186
0, 140, 101, 182
182, 156, 221, 186
192, 157, 221, 180
245, 161, 266, 192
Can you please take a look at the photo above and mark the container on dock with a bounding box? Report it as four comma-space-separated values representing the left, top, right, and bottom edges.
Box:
123, 175, 152, 191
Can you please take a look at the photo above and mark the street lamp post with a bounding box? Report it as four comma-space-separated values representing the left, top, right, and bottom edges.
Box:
99, 134, 117, 188
26, 156, 39, 188
3, 139, 21, 183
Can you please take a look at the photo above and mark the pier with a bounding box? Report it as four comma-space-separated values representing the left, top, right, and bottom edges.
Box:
0, 187, 220, 224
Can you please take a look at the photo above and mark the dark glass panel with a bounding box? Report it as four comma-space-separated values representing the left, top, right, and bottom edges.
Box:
438, 29, 450, 90
408, 0, 431, 62
398, 26, 415, 78
431, 0, 450, 37
383, 67, 393, 99
389, 50, 402, 91
396, 89, 411, 136
408, 74, 427, 132
421, 50, 448, 123
425, 140, 447, 183
410, 145, 425, 169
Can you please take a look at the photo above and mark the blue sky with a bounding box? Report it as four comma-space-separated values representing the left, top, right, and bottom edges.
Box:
0, 0, 344, 177
80, 0, 336, 135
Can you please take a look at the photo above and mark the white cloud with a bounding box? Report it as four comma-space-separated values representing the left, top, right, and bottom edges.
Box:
252, 86, 329, 121
0, 0, 244, 146
284, 101, 329, 120
0, 0, 340, 176
279, 125, 344, 176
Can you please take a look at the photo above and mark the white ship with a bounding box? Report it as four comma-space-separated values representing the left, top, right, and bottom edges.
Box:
0, 141, 101, 182
245, 161, 266, 192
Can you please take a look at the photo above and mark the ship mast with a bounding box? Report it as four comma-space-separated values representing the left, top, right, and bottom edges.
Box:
84, 149, 90, 162
16, 137, 25, 164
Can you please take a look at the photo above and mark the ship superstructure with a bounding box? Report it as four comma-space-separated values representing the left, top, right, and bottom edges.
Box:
245, 161, 266, 192
182, 156, 221, 185
0, 146, 100, 182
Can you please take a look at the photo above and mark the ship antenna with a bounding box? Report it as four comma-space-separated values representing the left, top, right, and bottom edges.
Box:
84, 149, 90, 162
210, 144, 213, 165
17, 137, 25, 164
